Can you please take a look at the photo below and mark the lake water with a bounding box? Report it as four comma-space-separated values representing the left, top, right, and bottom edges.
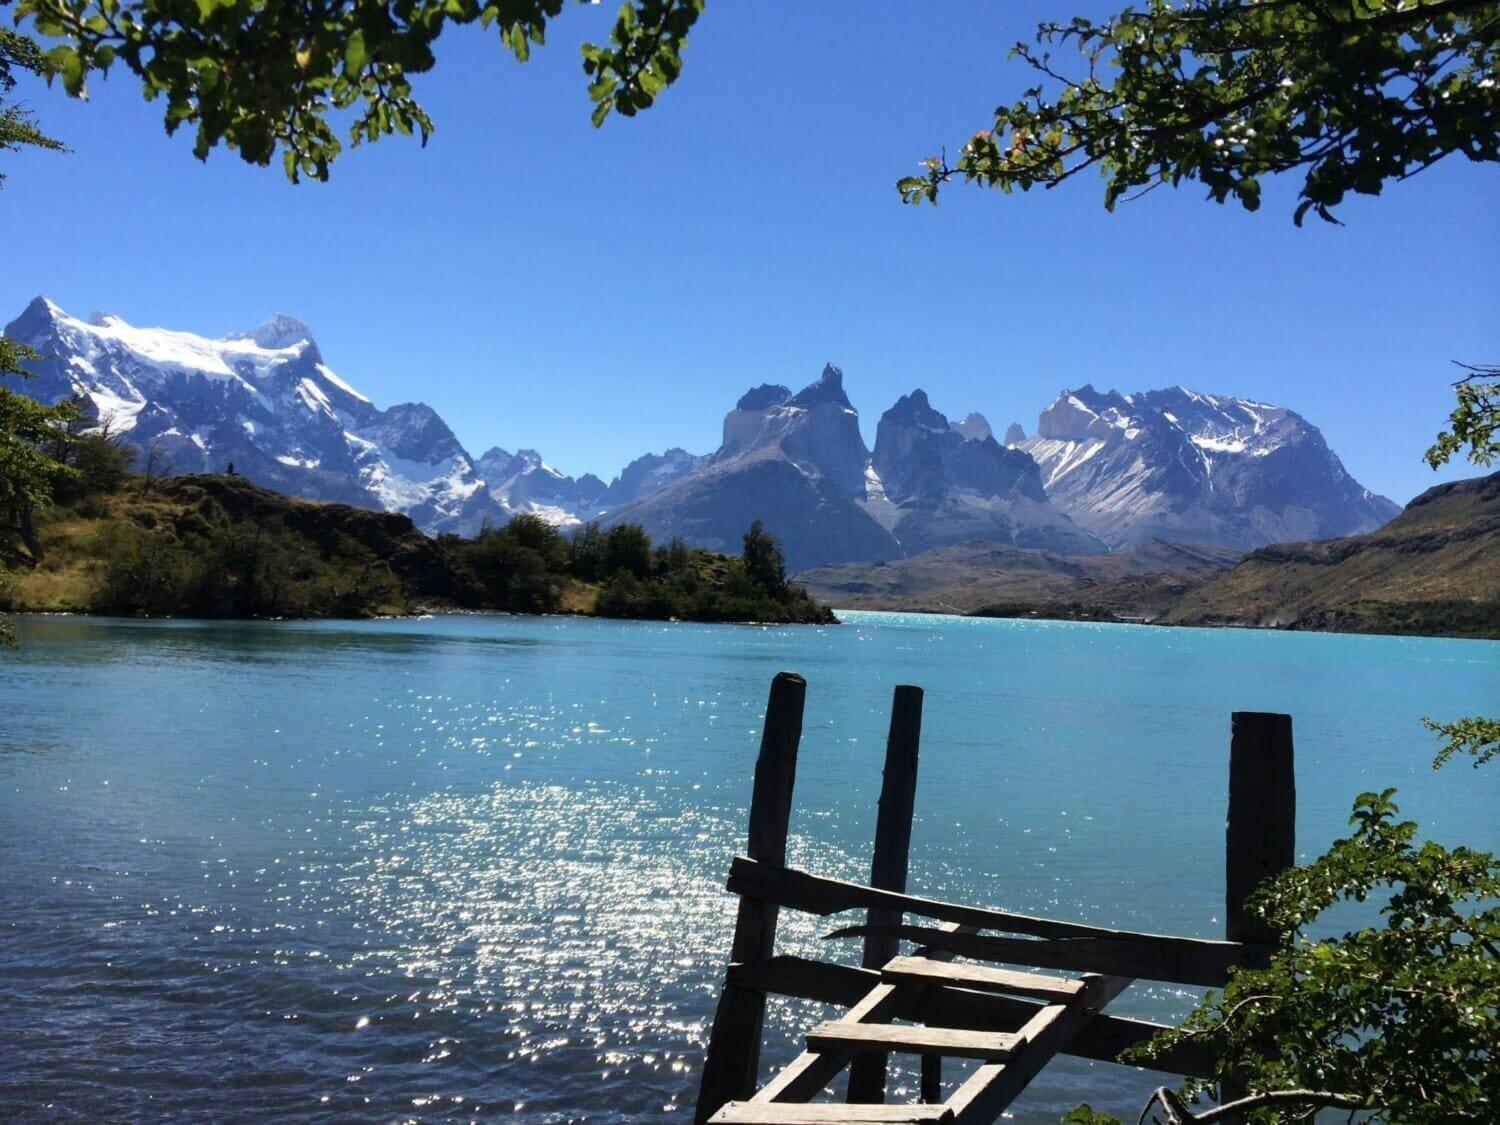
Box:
1, 612, 1495, 1122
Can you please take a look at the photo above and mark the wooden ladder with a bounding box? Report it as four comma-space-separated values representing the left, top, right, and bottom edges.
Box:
708, 944, 1131, 1124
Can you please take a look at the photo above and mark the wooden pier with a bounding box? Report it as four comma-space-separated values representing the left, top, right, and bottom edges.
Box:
694, 672, 1295, 1124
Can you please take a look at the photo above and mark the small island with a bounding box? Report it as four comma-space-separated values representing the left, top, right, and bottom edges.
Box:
0, 438, 835, 627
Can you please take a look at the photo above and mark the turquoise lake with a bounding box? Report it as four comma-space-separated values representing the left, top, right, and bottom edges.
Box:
1, 612, 1495, 1122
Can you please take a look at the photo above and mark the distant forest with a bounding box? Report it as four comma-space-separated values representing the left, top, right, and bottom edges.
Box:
0, 429, 834, 627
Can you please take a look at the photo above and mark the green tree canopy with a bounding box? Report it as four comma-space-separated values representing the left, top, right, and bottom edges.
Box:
12, 0, 702, 181
1422, 360, 1498, 774
1069, 789, 1497, 1124
1, 24, 65, 182
1428, 362, 1500, 470
741, 518, 787, 597
898, 0, 1500, 223
0, 338, 77, 568
11, 0, 1498, 221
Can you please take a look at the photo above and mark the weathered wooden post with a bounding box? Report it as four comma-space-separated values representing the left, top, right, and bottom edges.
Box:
1222, 711, 1295, 1120
695, 671, 807, 1124
846, 684, 925, 1104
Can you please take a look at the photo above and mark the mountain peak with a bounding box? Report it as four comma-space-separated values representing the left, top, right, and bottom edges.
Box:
1003, 422, 1026, 446
952, 412, 993, 442
788, 362, 852, 409
7, 295, 67, 337
884, 389, 949, 431
24, 295, 64, 319
736, 383, 792, 411
250, 313, 317, 350
1022, 384, 1399, 548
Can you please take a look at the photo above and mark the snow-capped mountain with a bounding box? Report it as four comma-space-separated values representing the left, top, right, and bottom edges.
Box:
1014, 385, 1400, 548
3, 298, 593, 534
5, 298, 1399, 559
475, 447, 608, 526
604, 365, 1100, 569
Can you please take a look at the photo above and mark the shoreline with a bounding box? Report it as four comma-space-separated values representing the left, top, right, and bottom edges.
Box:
827, 605, 1499, 643
11, 605, 1495, 643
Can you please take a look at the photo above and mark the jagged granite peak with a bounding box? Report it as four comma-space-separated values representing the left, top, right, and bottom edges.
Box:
718, 363, 869, 494
606, 368, 1104, 566
883, 388, 950, 430
1021, 385, 1401, 549
953, 412, 994, 442
867, 389, 1101, 556
787, 362, 853, 408
606, 363, 892, 569
1004, 422, 1027, 446
475, 446, 517, 479
362, 402, 468, 464
735, 384, 792, 411
598, 447, 704, 508
3, 297, 501, 533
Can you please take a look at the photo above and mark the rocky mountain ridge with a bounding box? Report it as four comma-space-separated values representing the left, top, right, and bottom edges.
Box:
603, 364, 1103, 569
7, 298, 1400, 565
1012, 385, 1399, 548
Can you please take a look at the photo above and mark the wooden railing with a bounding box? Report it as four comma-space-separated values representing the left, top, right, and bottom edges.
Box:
693, 672, 1296, 1124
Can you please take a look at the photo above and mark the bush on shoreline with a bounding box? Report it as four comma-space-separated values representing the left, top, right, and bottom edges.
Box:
0, 462, 835, 626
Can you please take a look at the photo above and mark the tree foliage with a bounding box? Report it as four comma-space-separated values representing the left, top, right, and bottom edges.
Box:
0, 340, 77, 568
898, 0, 1500, 223
1422, 362, 1496, 772
1427, 362, 1500, 469
1424, 713, 1500, 767
14, 0, 703, 181
0, 24, 65, 185
1076, 790, 1497, 1124
741, 517, 787, 597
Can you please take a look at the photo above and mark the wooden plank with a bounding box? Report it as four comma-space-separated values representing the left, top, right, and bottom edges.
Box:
696, 672, 808, 1124
1226, 712, 1295, 947
1222, 711, 1295, 1121
810, 1022, 1022, 1061
947, 975, 1134, 1123
751, 982, 905, 1105
826, 921, 1270, 988
881, 956, 1084, 1000
729, 857, 1268, 979
919, 1053, 941, 1105
751, 923, 969, 1107
849, 684, 924, 1105
728, 954, 1217, 1077
713, 1104, 951, 1123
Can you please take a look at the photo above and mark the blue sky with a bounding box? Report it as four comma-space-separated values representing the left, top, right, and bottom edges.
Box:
2, 2, 1495, 504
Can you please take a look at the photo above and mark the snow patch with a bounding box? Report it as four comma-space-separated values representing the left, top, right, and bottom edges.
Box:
315, 363, 371, 403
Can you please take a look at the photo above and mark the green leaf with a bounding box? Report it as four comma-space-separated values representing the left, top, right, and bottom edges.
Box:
343, 30, 367, 74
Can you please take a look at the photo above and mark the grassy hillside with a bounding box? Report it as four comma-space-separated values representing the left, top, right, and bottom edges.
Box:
0, 472, 835, 625
794, 539, 1241, 617
1165, 472, 1500, 638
